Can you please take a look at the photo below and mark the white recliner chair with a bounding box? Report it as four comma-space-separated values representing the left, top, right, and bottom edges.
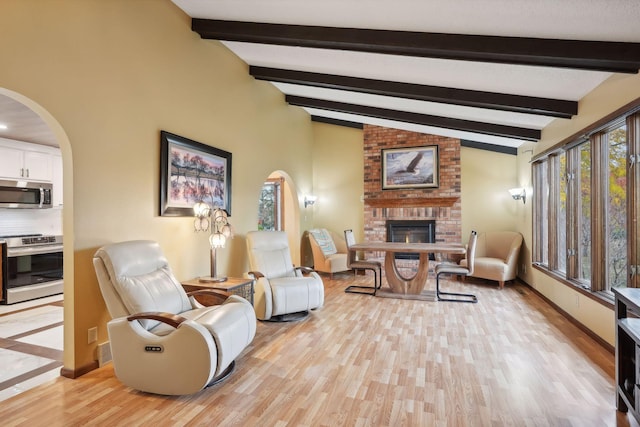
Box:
93, 240, 256, 395
246, 231, 324, 321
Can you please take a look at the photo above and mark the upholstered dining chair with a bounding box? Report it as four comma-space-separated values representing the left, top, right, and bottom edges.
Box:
246, 230, 325, 321
93, 240, 257, 395
434, 230, 478, 303
343, 229, 382, 296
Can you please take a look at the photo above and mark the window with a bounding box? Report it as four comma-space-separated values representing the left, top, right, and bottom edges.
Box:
578, 143, 591, 282
258, 178, 283, 231
607, 123, 627, 289
557, 152, 567, 274
533, 161, 549, 266
533, 110, 640, 295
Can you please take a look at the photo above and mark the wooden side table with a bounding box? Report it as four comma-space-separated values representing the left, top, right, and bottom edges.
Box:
182, 277, 254, 306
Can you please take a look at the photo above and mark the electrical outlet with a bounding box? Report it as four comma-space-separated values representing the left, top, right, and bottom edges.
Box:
88, 327, 98, 344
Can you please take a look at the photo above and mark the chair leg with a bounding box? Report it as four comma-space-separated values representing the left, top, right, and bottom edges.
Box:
436, 273, 478, 303
345, 268, 377, 296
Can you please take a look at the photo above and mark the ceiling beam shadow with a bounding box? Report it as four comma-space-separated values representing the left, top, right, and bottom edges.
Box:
193, 19, 640, 73
251, 66, 577, 118
288, 95, 540, 141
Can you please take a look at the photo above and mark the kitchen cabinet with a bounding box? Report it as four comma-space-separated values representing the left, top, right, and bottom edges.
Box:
0, 138, 53, 182
52, 153, 63, 207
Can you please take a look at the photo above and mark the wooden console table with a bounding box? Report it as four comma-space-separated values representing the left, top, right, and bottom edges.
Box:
349, 241, 466, 295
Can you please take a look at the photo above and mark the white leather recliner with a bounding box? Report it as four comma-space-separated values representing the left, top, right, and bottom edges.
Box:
246, 231, 324, 321
93, 240, 256, 395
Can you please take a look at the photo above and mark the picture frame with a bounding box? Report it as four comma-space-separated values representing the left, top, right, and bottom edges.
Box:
160, 131, 232, 216
381, 145, 439, 190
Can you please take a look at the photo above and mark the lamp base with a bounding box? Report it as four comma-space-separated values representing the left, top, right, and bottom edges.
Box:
198, 276, 228, 283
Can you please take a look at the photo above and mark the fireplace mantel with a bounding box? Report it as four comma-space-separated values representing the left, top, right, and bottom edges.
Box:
364, 197, 459, 208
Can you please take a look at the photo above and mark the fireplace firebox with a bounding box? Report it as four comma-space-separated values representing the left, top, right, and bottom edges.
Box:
386, 220, 436, 260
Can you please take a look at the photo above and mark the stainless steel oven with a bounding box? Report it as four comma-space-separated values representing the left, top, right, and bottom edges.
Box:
0, 234, 63, 304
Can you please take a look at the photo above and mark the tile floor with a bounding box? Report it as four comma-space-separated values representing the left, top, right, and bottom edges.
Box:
0, 294, 64, 402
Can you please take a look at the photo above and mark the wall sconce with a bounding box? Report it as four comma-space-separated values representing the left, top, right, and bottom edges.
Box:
509, 188, 526, 204
304, 195, 317, 208
193, 202, 233, 282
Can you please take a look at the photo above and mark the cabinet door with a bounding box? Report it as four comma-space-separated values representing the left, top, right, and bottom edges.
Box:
52, 154, 63, 207
0, 145, 25, 179
23, 150, 52, 181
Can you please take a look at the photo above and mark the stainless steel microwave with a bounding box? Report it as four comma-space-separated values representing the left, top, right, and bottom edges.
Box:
0, 179, 52, 208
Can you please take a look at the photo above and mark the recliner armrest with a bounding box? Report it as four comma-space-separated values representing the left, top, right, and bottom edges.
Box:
127, 312, 187, 329
295, 266, 315, 275
247, 270, 265, 279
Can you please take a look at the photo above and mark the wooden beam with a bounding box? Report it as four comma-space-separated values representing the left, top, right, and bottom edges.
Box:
287, 95, 541, 141
193, 19, 640, 73
251, 66, 577, 118
310, 115, 363, 129
461, 140, 518, 155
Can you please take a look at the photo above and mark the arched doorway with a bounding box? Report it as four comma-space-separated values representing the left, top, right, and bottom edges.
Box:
0, 88, 74, 399
257, 170, 303, 265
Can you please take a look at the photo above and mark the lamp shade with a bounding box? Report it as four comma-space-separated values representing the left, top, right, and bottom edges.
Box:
209, 232, 226, 248
193, 201, 211, 217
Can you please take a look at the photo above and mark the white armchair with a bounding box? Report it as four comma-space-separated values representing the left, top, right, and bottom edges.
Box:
246, 230, 324, 321
93, 240, 256, 395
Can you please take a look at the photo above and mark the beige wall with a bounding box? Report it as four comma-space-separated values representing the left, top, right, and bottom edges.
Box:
460, 146, 518, 242
516, 72, 640, 346
310, 122, 365, 241
0, 0, 315, 371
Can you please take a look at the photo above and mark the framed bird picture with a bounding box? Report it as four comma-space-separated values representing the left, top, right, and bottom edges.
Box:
381, 145, 439, 190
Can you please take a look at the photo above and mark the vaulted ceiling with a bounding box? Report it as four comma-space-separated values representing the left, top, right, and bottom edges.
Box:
172, 0, 640, 152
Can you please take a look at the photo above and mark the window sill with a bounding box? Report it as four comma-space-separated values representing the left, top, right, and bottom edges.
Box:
531, 263, 615, 310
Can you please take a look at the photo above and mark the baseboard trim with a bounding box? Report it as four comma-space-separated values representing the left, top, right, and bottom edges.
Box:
60, 360, 99, 379
517, 277, 614, 354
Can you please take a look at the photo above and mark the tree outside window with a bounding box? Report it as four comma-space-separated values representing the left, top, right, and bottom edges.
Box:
532, 110, 640, 295
258, 179, 283, 231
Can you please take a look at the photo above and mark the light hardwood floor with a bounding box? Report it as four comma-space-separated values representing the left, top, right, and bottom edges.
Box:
1, 274, 638, 427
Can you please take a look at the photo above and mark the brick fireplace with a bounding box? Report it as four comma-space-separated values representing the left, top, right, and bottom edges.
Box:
386, 219, 436, 259
363, 125, 462, 260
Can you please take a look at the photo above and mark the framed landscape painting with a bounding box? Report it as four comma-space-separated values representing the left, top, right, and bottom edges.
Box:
160, 131, 232, 216
381, 145, 439, 190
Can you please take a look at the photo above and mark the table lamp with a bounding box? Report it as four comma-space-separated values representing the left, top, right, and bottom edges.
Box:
193, 202, 233, 282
